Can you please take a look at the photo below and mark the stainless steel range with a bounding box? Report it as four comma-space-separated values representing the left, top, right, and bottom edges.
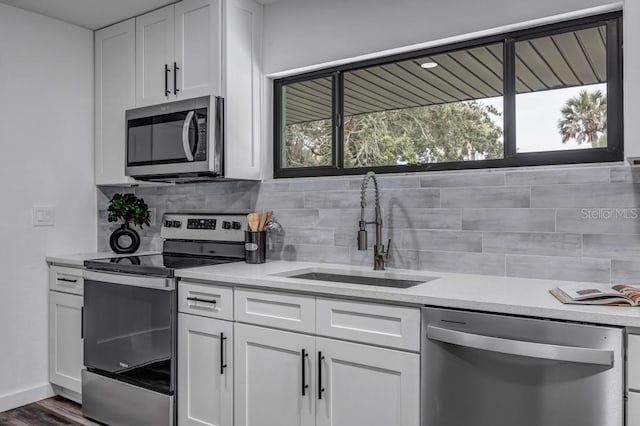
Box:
81, 212, 247, 426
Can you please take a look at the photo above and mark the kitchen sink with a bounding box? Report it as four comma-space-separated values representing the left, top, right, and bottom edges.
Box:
274, 268, 437, 288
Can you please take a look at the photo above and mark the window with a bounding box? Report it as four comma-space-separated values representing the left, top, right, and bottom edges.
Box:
274, 12, 622, 178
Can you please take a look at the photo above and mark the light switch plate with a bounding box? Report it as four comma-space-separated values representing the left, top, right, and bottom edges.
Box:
32, 205, 55, 226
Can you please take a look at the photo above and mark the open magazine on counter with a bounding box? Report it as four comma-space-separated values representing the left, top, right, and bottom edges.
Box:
550, 283, 640, 306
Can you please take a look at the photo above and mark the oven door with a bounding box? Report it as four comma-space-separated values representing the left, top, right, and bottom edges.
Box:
83, 270, 176, 395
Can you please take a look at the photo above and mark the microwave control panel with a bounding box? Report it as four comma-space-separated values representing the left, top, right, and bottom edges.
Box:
194, 116, 208, 161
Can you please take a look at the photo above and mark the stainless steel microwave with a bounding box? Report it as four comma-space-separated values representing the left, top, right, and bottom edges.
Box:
125, 96, 223, 182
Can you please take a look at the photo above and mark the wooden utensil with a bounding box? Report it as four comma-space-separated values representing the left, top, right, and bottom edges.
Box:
247, 212, 260, 232
258, 211, 268, 231
262, 211, 273, 230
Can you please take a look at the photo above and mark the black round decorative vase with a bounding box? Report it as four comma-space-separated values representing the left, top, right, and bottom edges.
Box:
109, 223, 141, 254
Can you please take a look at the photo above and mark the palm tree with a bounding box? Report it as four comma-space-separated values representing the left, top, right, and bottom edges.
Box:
558, 89, 607, 147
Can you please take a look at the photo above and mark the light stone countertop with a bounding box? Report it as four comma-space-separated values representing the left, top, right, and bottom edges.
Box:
175, 260, 640, 329
45, 253, 640, 328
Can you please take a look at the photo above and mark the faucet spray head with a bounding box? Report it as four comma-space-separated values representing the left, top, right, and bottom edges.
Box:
357, 229, 368, 250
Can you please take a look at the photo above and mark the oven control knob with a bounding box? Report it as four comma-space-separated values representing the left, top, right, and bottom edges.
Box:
173, 220, 182, 228
164, 220, 173, 228
232, 221, 242, 230
222, 221, 232, 230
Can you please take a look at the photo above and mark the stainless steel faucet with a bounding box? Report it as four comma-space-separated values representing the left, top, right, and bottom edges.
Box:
357, 171, 391, 270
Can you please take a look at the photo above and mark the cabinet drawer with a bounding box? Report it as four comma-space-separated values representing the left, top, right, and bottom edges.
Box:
49, 266, 84, 295
179, 281, 233, 320
234, 289, 315, 333
316, 298, 421, 352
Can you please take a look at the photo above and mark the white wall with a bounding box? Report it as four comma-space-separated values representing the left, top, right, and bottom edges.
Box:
262, 0, 638, 164
0, 4, 95, 410
623, 0, 640, 158
262, 0, 619, 74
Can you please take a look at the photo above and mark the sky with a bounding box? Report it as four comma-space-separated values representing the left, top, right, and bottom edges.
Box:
480, 83, 607, 153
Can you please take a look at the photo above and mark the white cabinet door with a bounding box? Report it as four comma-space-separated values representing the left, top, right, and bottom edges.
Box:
224, 0, 263, 180
234, 323, 315, 426
178, 313, 233, 426
94, 19, 137, 186
49, 291, 83, 394
136, 5, 175, 106
629, 392, 640, 426
175, 0, 221, 99
315, 337, 420, 426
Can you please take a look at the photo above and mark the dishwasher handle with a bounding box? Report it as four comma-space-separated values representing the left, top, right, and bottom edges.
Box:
427, 325, 613, 366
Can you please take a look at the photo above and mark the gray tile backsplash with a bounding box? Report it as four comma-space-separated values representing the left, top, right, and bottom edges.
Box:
504, 167, 610, 185
482, 232, 582, 257
97, 164, 640, 284
441, 186, 530, 208
506, 255, 611, 283
462, 208, 555, 232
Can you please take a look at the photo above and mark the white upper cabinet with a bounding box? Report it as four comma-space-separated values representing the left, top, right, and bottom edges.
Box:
136, 5, 175, 106
175, 0, 222, 100
95, 0, 263, 184
136, 0, 220, 106
224, 0, 263, 180
94, 19, 138, 186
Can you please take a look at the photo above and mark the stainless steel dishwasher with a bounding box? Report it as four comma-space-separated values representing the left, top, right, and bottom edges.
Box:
421, 307, 623, 426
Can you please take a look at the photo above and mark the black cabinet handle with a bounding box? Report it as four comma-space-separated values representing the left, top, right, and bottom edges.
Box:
301, 349, 309, 396
174, 62, 180, 95
187, 296, 216, 304
80, 306, 84, 339
318, 351, 325, 400
58, 278, 77, 283
220, 332, 227, 375
165, 64, 171, 96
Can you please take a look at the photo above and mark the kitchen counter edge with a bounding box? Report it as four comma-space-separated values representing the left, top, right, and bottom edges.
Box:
175, 260, 640, 329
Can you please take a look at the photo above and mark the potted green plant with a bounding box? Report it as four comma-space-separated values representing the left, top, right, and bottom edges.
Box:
107, 193, 151, 254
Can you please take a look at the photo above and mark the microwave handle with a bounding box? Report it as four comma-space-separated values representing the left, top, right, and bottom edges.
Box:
182, 110, 196, 161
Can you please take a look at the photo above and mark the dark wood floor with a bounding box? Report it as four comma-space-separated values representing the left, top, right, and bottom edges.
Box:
0, 396, 100, 426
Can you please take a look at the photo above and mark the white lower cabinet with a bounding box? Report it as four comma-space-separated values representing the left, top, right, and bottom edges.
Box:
628, 332, 640, 426
48, 291, 83, 394
179, 285, 421, 426
233, 323, 420, 426
234, 323, 316, 426
315, 337, 420, 426
178, 312, 233, 426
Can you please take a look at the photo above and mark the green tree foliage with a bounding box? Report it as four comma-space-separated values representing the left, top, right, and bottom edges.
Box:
558, 89, 607, 148
283, 118, 332, 168
284, 101, 503, 168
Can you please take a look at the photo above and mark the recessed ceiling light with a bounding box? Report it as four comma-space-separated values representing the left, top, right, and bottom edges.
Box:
420, 62, 438, 69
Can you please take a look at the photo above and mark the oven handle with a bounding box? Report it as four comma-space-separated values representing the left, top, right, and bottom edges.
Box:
83, 270, 175, 291
426, 325, 613, 366
182, 110, 196, 162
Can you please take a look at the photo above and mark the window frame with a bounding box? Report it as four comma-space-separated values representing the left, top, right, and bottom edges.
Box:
273, 12, 623, 179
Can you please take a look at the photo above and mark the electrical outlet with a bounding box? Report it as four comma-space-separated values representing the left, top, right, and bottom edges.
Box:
32, 205, 55, 226
149, 208, 156, 226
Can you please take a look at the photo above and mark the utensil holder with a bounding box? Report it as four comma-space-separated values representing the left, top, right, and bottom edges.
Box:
245, 231, 267, 264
